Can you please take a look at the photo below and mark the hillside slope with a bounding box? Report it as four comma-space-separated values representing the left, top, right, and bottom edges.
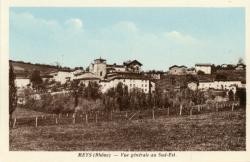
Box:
10, 60, 69, 77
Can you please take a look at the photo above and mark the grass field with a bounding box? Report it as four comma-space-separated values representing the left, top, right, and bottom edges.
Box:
10, 109, 245, 151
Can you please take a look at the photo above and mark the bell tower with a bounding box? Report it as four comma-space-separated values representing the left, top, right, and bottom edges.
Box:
93, 57, 107, 79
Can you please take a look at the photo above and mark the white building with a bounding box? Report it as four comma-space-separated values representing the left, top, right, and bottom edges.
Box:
15, 77, 30, 89
71, 69, 84, 76
50, 70, 73, 84
195, 64, 212, 74
168, 65, 187, 75
198, 80, 242, 91
89, 58, 143, 80
74, 72, 101, 86
89, 58, 107, 79
100, 75, 155, 94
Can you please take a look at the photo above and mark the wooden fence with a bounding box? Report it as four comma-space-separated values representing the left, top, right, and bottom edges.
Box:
10, 101, 241, 128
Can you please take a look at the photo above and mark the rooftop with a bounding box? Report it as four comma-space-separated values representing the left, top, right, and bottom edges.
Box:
169, 65, 187, 70
195, 63, 212, 67
123, 60, 142, 66
94, 57, 106, 62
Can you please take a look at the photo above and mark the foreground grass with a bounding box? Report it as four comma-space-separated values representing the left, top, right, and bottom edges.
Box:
10, 110, 245, 151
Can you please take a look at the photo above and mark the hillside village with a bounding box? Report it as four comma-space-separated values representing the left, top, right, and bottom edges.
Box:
9, 57, 247, 151
11, 58, 246, 109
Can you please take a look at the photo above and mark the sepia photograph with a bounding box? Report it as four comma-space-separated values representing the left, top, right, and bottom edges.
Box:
8, 7, 246, 152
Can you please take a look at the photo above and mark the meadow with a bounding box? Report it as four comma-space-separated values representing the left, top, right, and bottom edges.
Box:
10, 109, 245, 151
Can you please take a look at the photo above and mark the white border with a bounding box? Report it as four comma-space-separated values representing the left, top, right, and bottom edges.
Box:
0, 1, 249, 162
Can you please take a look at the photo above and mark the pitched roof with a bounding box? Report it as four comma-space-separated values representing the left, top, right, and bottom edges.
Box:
94, 57, 106, 62
169, 65, 187, 70
195, 63, 212, 67
107, 64, 125, 68
123, 60, 142, 66
105, 72, 151, 81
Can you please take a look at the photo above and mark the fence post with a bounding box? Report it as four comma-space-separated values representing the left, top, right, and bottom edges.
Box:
179, 105, 183, 116
73, 114, 75, 124
110, 111, 113, 121
216, 103, 219, 112
152, 109, 155, 120
59, 113, 61, 119
232, 103, 235, 111
198, 105, 200, 112
167, 107, 170, 116
190, 107, 193, 116
66, 113, 68, 117
12, 118, 16, 128
35, 116, 38, 127
125, 111, 128, 118
55, 118, 58, 124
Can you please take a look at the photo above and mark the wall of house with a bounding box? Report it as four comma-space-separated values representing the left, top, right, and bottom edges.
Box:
79, 79, 99, 86
113, 66, 126, 72
100, 79, 155, 94
93, 63, 107, 79
169, 67, 186, 75
198, 81, 242, 90
15, 78, 30, 88
53, 71, 73, 84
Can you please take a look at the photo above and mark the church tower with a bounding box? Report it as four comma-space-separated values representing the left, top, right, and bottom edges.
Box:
92, 57, 107, 79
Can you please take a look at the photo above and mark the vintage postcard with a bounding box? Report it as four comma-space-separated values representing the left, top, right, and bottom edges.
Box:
0, 0, 249, 162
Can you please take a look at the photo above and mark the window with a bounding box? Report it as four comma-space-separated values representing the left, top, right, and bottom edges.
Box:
100, 71, 102, 76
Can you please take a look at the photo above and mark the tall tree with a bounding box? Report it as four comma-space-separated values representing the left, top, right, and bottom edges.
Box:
30, 70, 43, 90
9, 64, 17, 124
70, 80, 80, 107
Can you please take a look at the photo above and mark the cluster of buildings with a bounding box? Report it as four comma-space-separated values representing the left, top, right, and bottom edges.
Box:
15, 58, 155, 94
13, 58, 246, 95
168, 63, 245, 75
188, 80, 243, 94
85, 58, 155, 93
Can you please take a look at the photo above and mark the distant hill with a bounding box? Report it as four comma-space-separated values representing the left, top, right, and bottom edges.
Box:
10, 60, 71, 78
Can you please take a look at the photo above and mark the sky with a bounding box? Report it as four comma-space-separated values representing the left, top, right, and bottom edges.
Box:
10, 7, 245, 71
